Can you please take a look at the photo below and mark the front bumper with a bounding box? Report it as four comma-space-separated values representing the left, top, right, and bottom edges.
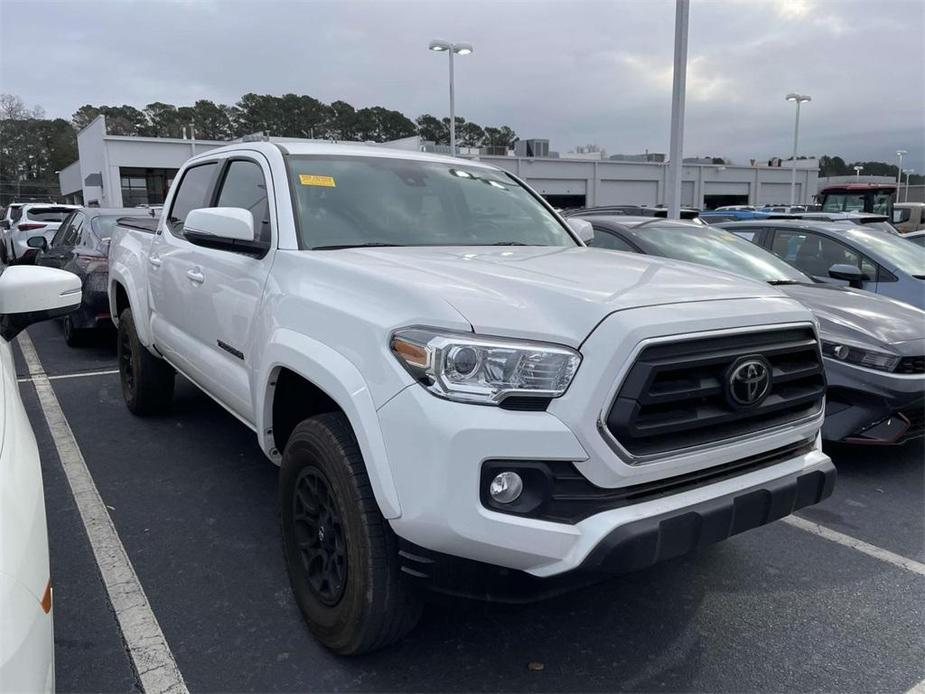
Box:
399, 459, 835, 601
822, 358, 924, 444
380, 378, 832, 579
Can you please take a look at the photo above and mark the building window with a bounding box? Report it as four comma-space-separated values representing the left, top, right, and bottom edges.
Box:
119, 167, 179, 207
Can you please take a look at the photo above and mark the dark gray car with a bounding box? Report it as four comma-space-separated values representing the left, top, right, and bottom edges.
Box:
573, 215, 925, 445
716, 219, 925, 310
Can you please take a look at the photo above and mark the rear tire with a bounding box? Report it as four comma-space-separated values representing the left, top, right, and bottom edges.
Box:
117, 308, 174, 415
63, 315, 83, 347
280, 413, 422, 654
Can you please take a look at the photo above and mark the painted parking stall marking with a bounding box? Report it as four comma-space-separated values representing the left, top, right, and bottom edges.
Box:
17, 367, 120, 383
784, 515, 925, 577
17, 330, 188, 694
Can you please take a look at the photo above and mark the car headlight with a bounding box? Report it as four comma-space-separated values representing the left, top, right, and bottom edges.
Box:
390, 328, 581, 405
821, 340, 899, 372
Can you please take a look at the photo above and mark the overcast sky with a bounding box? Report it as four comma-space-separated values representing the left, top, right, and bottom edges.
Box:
1, 0, 923, 169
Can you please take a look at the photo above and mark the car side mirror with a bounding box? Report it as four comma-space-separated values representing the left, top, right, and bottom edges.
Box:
567, 218, 594, 244
0, 266, 82, 341
27, 236, 48, 251
183, 207, 268, 257
828, 263, 866, 288
185, 207, 255, 242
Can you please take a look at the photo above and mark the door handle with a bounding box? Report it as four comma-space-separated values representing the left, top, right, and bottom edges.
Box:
148, 255, 162, 268
186, 268, 205, 284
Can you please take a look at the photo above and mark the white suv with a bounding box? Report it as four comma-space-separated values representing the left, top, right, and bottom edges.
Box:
5, 203, 79, 263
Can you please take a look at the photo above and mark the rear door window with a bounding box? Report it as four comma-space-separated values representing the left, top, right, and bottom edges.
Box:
167, 162, 218, 236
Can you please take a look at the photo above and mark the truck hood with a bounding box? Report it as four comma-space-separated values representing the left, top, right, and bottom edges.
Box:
779, 282, 925, 353
328, 246, 787, 346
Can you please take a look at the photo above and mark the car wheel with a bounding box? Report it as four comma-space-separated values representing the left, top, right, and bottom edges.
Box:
63, 315, 83, 347
280, 413, 422, 655
117, 308, 175, 415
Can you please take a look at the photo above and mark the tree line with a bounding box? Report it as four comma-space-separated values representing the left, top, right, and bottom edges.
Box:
818, 154, 923, 184
70, 93, 518, 149
0, 92, 520, 203
1, 91, 921, 205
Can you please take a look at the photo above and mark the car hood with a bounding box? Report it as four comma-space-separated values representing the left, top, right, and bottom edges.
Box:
324, 246, 788, 346
779, 282, 925, 351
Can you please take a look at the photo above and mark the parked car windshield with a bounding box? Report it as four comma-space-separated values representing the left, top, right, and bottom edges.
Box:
286, 155, 575, 249
627, 221, 809, 283
840, 226, 925, 275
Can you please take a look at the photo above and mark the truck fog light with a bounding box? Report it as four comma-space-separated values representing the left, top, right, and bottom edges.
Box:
489, 471, 523, 504
833, 344, 849, 360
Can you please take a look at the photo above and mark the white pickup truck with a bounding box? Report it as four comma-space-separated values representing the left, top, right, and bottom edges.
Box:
108, 142, 835, 654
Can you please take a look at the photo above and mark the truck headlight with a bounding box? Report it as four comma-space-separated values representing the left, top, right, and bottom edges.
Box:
390, 328, 581, 405
821, 340, 899, 372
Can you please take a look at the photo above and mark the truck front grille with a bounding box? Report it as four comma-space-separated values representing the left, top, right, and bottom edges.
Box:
605, 327, 825, 457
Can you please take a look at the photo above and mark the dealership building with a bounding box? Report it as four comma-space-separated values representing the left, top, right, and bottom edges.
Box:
59, 115, 819, 210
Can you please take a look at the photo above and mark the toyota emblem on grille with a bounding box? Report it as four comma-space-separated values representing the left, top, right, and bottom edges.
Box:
726, 356, 771, 407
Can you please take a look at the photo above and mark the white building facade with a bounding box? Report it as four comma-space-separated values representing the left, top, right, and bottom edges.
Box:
60, 116, 818, 210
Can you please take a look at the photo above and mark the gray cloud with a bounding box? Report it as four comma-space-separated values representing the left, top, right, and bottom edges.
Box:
1, 0, 922, 169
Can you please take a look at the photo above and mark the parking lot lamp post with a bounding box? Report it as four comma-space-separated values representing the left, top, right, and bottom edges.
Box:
429, 40, 473, 156
854, 165, 864, 179
786, 93, 811, 206
666, 0, 690, 220
896, 150, 907, 187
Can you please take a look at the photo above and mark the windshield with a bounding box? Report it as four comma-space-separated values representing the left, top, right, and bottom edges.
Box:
286, 155, 575, 249
841, 226, 925, 275
627, 222, 809, 283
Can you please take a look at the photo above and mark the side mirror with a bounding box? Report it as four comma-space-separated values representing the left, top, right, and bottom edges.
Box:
27, 236, 48, 251
0, 266, 82, 341
828, 263, 866, 288
567, 217, 595, 244
185, 207, 255, 242
183, 207, 268, 257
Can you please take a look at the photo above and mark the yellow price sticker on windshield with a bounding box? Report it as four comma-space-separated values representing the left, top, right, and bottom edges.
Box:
299, 174, 336, 187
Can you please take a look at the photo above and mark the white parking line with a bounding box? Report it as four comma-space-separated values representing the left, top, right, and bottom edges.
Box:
17, 331, 188, 694
908, 678, 925, 694
18, 368, 120, 383
784, 515, 925, 577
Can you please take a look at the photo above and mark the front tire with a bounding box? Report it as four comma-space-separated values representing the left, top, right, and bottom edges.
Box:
117, 308, 175, 415
280, 413, 422, 655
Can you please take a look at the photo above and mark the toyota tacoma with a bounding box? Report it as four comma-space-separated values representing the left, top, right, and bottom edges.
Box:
108, 142, 835, 654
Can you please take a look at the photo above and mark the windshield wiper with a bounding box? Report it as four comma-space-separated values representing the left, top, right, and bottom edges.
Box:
313, 242, 403, 250
488, 241, 530, 246
767, 279, 803, 285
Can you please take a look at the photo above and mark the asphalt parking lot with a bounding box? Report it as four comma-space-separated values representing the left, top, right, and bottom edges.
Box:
13, 319, 925, 693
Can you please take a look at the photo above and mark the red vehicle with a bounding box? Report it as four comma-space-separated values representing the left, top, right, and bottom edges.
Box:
818, 183, 897, 216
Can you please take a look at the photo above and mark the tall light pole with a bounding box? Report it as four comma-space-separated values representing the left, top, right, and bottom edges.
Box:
896, 149, 907, 187
429, 40, 473, 156
903, 169, 914, 202
854, 165, 864, 179
786, 93, 811, 206
665, 0, 690, 219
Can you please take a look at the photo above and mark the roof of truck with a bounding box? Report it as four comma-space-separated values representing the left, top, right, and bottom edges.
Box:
193, 141, 498, 170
